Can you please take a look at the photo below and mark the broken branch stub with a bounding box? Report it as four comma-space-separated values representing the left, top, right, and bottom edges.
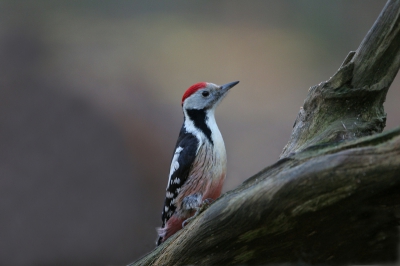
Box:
280, 0, 400, 158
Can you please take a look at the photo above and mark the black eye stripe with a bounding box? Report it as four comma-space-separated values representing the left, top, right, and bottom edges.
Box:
202, 91, 210, 97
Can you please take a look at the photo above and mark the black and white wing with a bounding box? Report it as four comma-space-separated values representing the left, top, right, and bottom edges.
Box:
161, 125, 199, 226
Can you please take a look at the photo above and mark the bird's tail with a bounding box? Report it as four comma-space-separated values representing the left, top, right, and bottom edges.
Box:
156, 226, 166, 246
155, 215, 185, 246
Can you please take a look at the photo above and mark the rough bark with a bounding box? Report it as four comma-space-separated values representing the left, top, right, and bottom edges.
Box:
130, 1, 400, 265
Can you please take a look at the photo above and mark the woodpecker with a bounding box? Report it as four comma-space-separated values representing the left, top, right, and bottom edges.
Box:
156, 81, 239, 245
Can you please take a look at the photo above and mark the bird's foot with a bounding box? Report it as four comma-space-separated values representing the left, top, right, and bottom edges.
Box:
182, 198, 215, 227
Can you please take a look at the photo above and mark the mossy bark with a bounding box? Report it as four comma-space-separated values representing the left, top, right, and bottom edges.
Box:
130, 1, 400, 265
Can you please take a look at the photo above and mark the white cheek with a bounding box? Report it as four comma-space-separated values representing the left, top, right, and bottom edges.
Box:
184, 95, 210, 110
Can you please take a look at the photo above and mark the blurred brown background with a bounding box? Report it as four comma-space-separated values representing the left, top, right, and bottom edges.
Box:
0, 1, 399, 265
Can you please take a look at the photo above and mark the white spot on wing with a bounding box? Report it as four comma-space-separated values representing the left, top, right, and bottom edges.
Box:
167, 146, 183, 188
166, 192, 174, 198
165, 206, 169, 212
173, 177, 180, 184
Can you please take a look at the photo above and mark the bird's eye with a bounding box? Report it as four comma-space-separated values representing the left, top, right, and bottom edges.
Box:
202, 91, 210, 97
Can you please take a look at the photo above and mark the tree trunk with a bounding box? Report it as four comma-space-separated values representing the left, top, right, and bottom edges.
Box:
130, 0, 400, 265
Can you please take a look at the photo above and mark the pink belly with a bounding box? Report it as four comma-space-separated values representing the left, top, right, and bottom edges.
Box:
202, 174, 225, 201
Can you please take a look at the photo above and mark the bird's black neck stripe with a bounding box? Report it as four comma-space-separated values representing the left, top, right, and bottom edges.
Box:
186, 108, 213, 144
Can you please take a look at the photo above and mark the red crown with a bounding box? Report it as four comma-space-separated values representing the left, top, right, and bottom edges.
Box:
181, 82, 207, 105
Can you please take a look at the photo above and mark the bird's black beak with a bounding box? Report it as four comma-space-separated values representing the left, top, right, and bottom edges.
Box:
220, 81, 239, 93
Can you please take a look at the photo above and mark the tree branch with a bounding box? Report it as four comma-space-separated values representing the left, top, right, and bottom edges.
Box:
280, 0, 400, 158
130, 1, 400, 264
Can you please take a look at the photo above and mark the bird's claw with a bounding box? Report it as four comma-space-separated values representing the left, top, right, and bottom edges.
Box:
202, 198, 214, 205
182, 216, 193, 227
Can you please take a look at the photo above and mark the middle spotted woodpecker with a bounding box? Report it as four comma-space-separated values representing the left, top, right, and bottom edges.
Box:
156, 81, 239, 245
